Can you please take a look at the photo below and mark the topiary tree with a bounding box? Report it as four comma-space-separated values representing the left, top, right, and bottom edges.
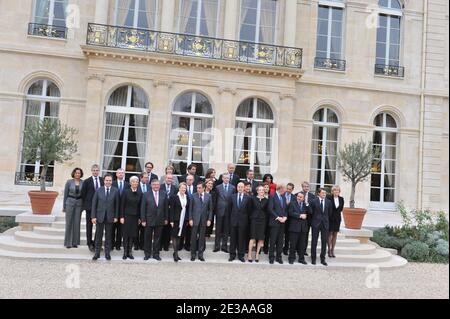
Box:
337, 138, 381, 208
22, 118, 78, 192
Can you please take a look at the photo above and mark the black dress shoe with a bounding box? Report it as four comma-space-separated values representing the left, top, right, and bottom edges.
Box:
105, 255, 111, 261
248, 259, 253, 263
92, 254, 100, 261
276, 259, 283, 265
304, 252, 309, 256
332, 254, 336, 258
185, 247, 191, 252
289, 260, 294, 265
228, 257, 235, 262
238, 257, 245, 263
199, 257, 205, 262
72, 245, 78, 248
153, 256, 162, 261
122, 255, 127, 260
191, 257, 196, 261
221, 248, 229, 253
321, 260, 328, 266
144, 256, 150, 261
255, 259, 259, 263
128, 255, 134, 260
89, 246, 95, 252
269, 259, 274, 264
213, 248, 220, 252
298, 260, 307, 265
66, 247, 71, 249
311, 260, 316, 265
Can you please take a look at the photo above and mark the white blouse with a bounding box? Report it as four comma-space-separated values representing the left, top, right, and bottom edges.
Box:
177, 193, 188, 236
334, 196, 340, 209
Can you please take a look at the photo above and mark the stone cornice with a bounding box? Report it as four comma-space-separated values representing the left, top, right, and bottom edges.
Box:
81, 45, 304, 80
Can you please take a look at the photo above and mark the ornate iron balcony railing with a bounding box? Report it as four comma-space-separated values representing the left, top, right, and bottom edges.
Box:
314, 57, 346, 71
28, 23, 67, 39
374, 64, 405, 77
15, 172, 54, 187
86, 23, 303, 69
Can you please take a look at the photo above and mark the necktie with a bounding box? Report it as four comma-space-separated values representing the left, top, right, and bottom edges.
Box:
154, 192, 158, 207
230, 174, 233, 182
188, 186, 192, 196
166, 185, 170, 195
238, 194, 242, 208
119, 181, 122, 193
320, 199, 324, 213
106, 187, 110, 198
200, 194, 203, 203
224, 184, 228, 193
95, 177, 99, 190
279, 195, 284, 209
300, 202, 303, 211
143, 184, 147, 193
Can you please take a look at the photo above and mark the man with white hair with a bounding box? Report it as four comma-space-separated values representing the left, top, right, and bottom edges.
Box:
218, 163, 240, 187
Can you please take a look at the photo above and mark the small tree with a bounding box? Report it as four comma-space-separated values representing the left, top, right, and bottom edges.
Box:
22, 118, 78, 192
337, 138, 380, 208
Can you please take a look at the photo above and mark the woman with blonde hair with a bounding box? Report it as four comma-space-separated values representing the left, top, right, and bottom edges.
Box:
160, 164, 179, 187
327, 185, 344, 258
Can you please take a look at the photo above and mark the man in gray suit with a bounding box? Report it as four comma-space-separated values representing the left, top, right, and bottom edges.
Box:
91, 174, 119, 261
189, 182, 213, 262
213, 173, 235, 253
140, 179, 169, 261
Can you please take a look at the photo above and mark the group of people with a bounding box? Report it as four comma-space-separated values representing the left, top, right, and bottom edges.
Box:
63, 163, 345, 266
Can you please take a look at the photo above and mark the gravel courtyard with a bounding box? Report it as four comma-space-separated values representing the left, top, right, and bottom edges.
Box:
0, 257, 448, 299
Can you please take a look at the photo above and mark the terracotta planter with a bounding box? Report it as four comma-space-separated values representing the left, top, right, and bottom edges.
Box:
28, 191, 58, 215
342, 207, 367, 230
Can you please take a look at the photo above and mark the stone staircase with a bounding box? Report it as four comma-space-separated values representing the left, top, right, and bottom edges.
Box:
0, 213, 407, 269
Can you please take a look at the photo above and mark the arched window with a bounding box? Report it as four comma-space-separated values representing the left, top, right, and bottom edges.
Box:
113, 0, 159, 29
239, 0, 278, 44
17, 79, 60, 184
169, 92, 214, 177
234, 98, 274, 180
30, 0, 68, 38
370, 112, 398, 209
315, 0, 345, 70
102, 85, 149, 178
178, 0, 220, 37
310, 107, 339, 192
375, 0, 403, 74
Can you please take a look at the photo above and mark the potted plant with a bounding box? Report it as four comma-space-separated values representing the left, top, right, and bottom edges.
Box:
337, 138, 381, 229
22, 118, 78, 215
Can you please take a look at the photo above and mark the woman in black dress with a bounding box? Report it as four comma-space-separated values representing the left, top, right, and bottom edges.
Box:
248, 185, 269, 262
327, 185, 344, 258
204, 177, 217, 237
120, 176, 142, 260
170, 182, 190, 262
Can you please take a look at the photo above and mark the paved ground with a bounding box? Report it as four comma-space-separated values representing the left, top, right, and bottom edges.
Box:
0, 257, 447, 299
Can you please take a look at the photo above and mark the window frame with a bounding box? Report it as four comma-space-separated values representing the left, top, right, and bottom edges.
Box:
113, 0, 159, 30
177, 0, 221, 37
238, 0, 279, 45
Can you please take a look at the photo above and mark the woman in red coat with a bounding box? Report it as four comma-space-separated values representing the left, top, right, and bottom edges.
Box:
263, 174, 277, 196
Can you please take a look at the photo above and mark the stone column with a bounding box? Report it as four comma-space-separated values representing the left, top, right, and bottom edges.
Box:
284, 0, 298, 47
80, 73, 106, 171
147, 80, 172, 174
94, 0, 109, 24
160, 0, 176, 32
223, 0, 239, 40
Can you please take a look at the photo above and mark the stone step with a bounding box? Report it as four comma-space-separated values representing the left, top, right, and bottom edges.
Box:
0, 246, 408, 269
31, 227, 362, 247
0, 235, 392, 263
13, 231, 375, 255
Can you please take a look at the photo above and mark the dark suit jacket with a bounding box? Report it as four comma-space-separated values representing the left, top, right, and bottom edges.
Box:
189, 192, 213, 227
288, 201, 312, 233
91, 187, 119, 223
228, 193, 251, 228
327, 195, 345, 222
161, 183, 178, 198
245, 179, 259, 195
146, 173, 159, 183
140, 190, 169, 227
112, 180, 130, 205
169, 195, 190, 223
267, 193, 288, 227
309, 197, 332, 230
214, 183, 235, 218
81, 176, 104, 210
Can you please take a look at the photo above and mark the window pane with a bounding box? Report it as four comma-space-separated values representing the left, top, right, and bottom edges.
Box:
313, 108, 324, 122
236, 99, 253, 118
371, 174, 381, 187
386, 114, 397, 128
370, 187, 381, 201
327, 109, 339, 124
108, 86, 129, 106
172, 116, 190, 130
373, 131, 382, 144
256, 100, 273, 119
385, 132, 397, 146
384, 188, 395, 202
384, 160, 396, 174
194, 93, 213, 114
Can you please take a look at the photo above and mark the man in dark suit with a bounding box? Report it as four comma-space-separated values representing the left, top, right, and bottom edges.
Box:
81, 164, 104, 252
288, 192, 312, 264
245, 169, 258, 195
283, 183, 295, 255
213, 173, 235, 253
160, 174, 178, 251
144, 162, 159, 183
91, 174, 119, 261
309, 188, 332, 266
111, 168, 130, 251
228, 182, 251, 262
267, 184, 288, 264
140, 179, 169, 261
135, 172, 149, 250
298, 181, 317, 257
189, 183, 213, 262
218, 163, 240, 186
179, 164, 202, 187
